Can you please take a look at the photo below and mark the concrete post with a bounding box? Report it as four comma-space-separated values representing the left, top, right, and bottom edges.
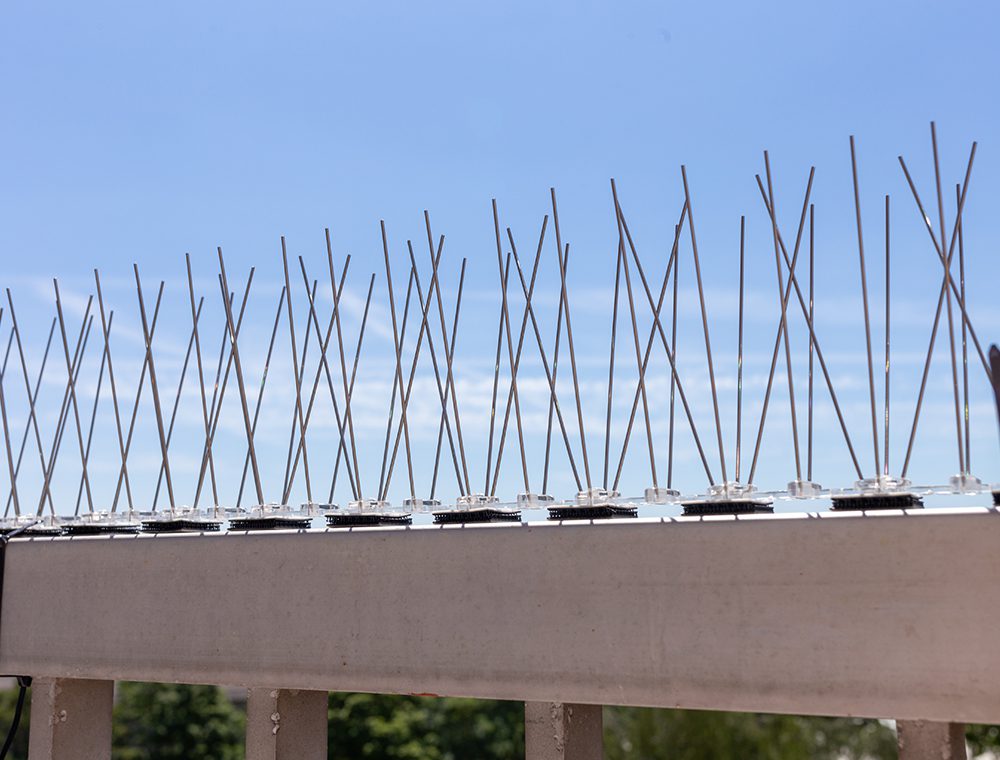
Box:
27, 677, 113, 760
525, 701, 603, 760
897, 720, 967, 760
245, 687, 327, 760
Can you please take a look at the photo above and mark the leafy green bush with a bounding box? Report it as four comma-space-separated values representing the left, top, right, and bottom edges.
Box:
604, 707, 898, 760
3, 682, 1000, 758
112, 682, 244, 760
327, 693, 524, 760
0, 686, 30, 760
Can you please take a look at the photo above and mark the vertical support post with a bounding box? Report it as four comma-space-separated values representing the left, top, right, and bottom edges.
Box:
27, 677, 113, 760
525, 701, 603, 760
245, 687, 327, 760
897, 720, 967, 760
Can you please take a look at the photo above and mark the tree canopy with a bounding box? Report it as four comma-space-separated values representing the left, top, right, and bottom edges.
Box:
1, 682, 999, 758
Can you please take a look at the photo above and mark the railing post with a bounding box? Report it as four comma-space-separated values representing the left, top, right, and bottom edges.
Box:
897, 720, 967, 759
245, 687, 327, 760
27, 677, 113, 760
525, 701, 603, 760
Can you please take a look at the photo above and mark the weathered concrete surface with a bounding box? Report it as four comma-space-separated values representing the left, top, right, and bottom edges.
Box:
897, 720, 968, 759
1, 508, 999, 723
27, 678, 113, 760
246, 688, 327, 760
525, 702, 603, 760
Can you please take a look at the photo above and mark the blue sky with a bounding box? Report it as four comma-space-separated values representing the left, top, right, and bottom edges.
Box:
1, 1, 999, 514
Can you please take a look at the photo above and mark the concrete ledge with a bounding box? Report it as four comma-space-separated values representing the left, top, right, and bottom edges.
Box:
246, 687, 327, 760
27, 678, 113, 760
525, 702, 603, 760
897, 720, 968, 759
2, 508, 999, 723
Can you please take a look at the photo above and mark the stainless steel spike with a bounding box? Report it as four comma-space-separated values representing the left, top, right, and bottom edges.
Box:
151, 299, 203, 511
74, 309, 112, 515
133, 266, 175, 511
4, 292, 57, 515
53, 284, 96, 513
217, 251, 264, 506
491, 217, 549, 501
193, 269, 255, 508
183, 256, 219, 506
237, 287, 287, 509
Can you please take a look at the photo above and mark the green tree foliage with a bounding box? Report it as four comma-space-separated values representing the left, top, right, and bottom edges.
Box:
604, 707, 898, 760
967, 723, 1000, 755
0, 685, 30, 760
327, 693, 524, 760
111, 682, 244, 760
4, 682, 1000, 758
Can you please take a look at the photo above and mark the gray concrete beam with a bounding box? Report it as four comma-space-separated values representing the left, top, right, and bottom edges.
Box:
245, 688, 327, 760
897, 720, 967, 759
27, 678, 113, 760
2, 508, 999, 723
525, 702, 603, 760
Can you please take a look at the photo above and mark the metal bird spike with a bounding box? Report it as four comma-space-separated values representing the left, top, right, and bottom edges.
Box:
379, 223, 417, 502
403, 236, 468, 499
508, 241, 584, 492
884, 195, 891, 477
680, 167, 728, 485
752, 170, 863, 483
3, 317, 56, 517
849, 136, 882, 479
613, 200, 716, 490
5, 126, 997, 517
929, 123, 965, 476
432, 259, 467, 502
4, 291, 57, 515
490, 200, 529, 496
424, 212, 471, 496
280, 237, 314, 504
0, 328, 16, 518
541, 240, 568, 497
74, 309, 112, 516
193, 268, 255, 509
329, 271, 376, 504
736, 215, 746, 484
897, 140, 979, 478
611, 181, 658, 494
292, 252, 356, 503
0, 311, 20, 516
956, 184, 971, 474
550, 189, 592, 492
376, 240, 417, 501
897, 144, 987, 380
380, 233, 447, 501
184, 255, 219, 506
52, 283, 96, 513
667, 221, 680, 490
603, 230, 622, 492
485, 203, 510, 495
237, 286, 287, 509
133, 265, 175, 511
490, 217, 549, 500
279, 279, 316, 505
390, 237, 468, 503
807, 205, 816, 483
111, 280, 165, 514
217, 249, 264, 507
763, 153, 803, 484
92, 273, 136, 513
151, 298, 203, 511
37, 307, 95, 516
325, 230, 365, 503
